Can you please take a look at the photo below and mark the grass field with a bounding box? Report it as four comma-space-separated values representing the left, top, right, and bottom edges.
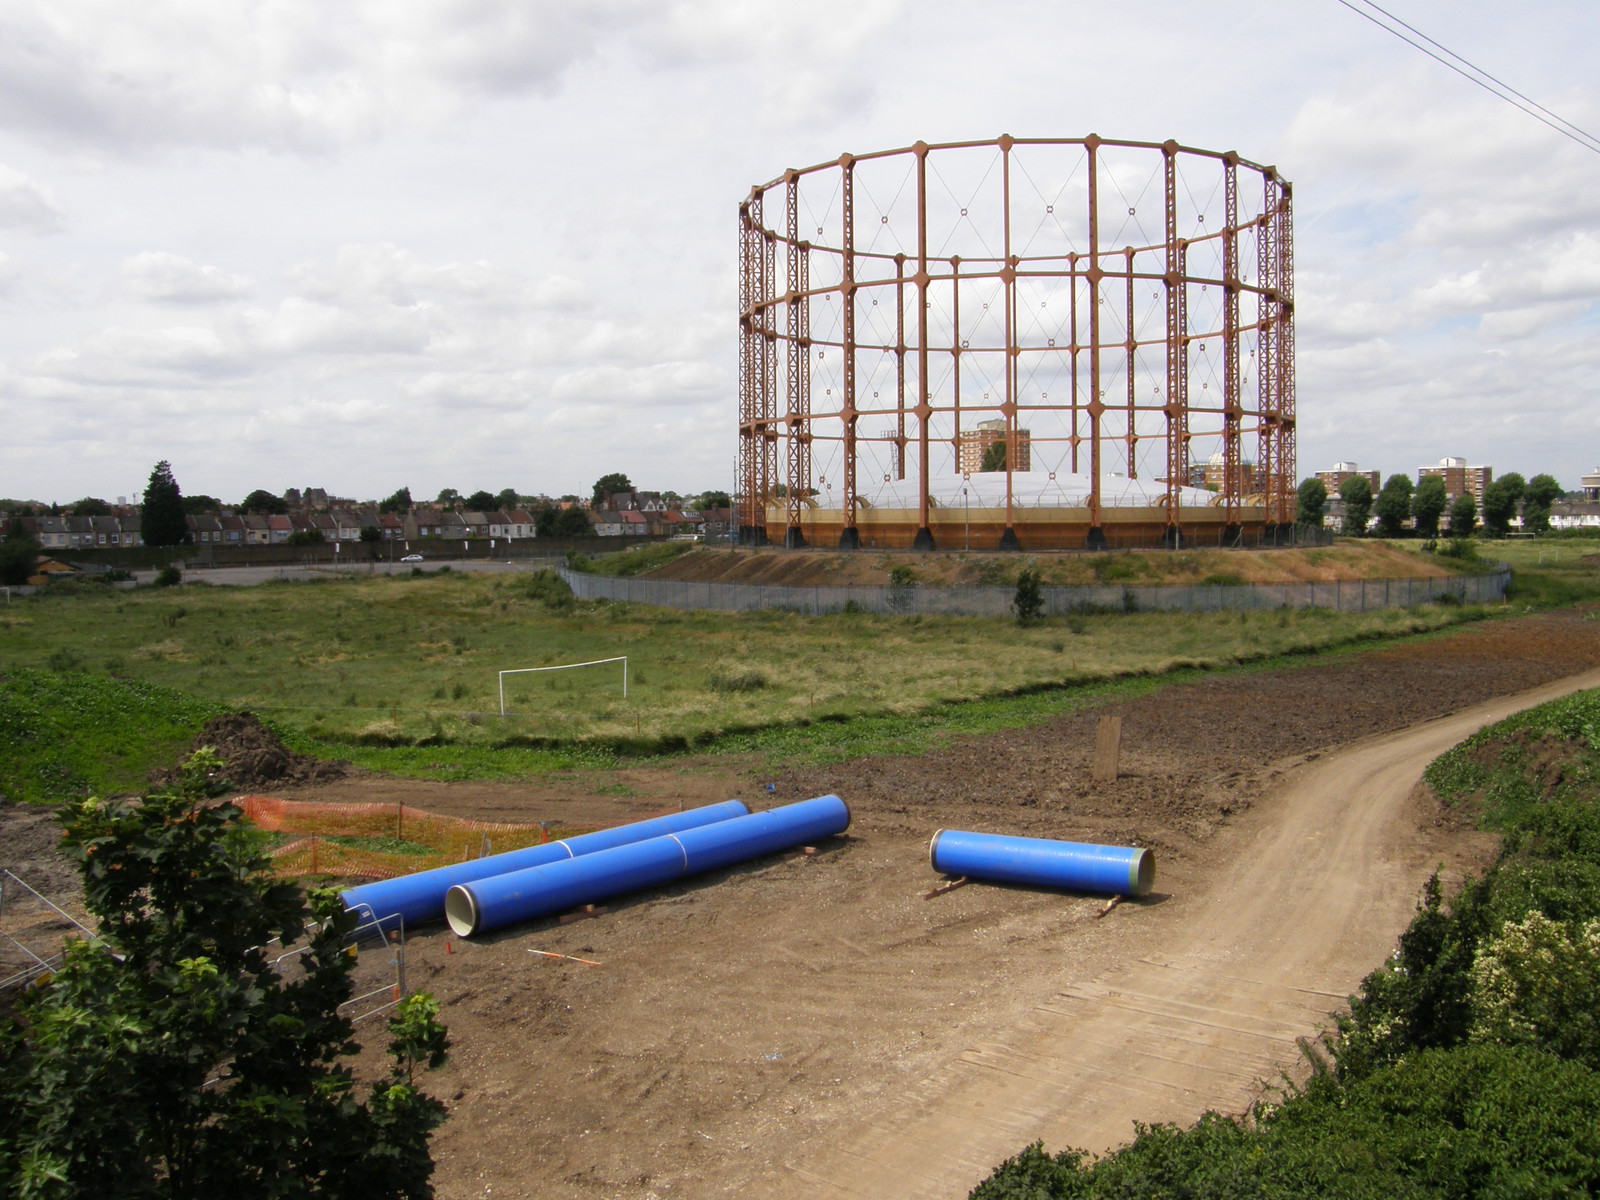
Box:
1492, 537, 1600, 607
0, 563, 1494, 782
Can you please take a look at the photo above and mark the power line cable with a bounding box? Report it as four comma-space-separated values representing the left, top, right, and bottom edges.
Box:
1333, 0, 1600, 156
1353, 0, 1600, 145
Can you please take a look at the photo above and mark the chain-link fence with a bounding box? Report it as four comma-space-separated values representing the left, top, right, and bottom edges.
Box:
559, 564, 1511, 617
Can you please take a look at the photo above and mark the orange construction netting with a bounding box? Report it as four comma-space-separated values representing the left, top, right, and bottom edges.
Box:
235, 795, 589, 882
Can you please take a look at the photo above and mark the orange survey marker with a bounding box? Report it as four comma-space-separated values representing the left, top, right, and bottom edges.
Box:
527, 950, 602, 966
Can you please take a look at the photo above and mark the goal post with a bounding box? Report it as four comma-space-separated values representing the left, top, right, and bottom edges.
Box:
497, 657, 628, 715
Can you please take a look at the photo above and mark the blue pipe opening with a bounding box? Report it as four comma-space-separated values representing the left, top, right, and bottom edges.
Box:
445, 794, 850, 937
339, 799, 751, 930
929, 829, 1154, 897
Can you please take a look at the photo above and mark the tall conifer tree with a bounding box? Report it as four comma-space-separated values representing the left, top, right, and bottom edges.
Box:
141, 460, 188, 546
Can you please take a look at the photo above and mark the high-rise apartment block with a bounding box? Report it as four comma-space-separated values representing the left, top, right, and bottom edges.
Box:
1316, 462, 1380, 495
957, 419, 1032, 474
1418, 457, 1492, 505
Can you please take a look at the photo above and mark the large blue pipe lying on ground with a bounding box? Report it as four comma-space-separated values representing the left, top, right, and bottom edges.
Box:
339, 800, 751, 929
445, 794, 850, 937
929, 829, 1155, 897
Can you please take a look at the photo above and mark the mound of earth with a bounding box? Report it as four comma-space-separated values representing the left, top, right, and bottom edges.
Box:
153, 712, 349, 791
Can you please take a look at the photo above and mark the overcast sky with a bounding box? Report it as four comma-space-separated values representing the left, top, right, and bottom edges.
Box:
0, 0, 1595, 506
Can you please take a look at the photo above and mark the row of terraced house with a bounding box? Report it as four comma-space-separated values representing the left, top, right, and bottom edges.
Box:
13, 501, 730, 551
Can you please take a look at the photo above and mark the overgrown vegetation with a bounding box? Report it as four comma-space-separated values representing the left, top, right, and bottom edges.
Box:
565, 541, 694, 577
1494, 539, 1600, 608
0, 571, 1493, 784
0, 750, 451, 1198
1378, 536, 1600, 608
972, 688, 1600, 1198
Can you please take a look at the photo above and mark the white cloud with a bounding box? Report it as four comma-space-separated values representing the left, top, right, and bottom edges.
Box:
34, 324, 239, 383
0, 163, 63, 230
121, 251, 251, 302
0, 0, 905, 157
549, 360, 726, 408
0, 0, 640, 154
285, 242, 555, 311
243, 295, 439, 358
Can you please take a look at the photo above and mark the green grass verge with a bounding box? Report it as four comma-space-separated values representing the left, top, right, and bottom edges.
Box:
1483, 537, 1600, 607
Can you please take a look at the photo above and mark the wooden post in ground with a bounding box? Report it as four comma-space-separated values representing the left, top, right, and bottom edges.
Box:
1092, 715, 1122, 783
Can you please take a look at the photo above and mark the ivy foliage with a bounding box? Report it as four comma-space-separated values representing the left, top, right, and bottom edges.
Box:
0, 750, 450, 1199
969, 688, 1600, 1199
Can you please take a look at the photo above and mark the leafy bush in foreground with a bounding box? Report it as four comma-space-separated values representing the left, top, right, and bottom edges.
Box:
0, 751, 450, 1198
977, 1045, 1600, 1199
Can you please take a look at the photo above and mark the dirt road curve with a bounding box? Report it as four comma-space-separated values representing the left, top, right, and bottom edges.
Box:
780, 665, 1600, 1200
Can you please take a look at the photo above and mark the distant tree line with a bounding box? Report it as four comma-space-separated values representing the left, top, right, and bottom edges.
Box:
1296, 470, 1567, 539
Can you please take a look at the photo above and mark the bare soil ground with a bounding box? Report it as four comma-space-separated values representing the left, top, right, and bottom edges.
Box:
6, 609, 1600, 1199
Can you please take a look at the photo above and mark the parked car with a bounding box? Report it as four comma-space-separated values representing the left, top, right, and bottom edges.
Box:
400, 553, 424, 562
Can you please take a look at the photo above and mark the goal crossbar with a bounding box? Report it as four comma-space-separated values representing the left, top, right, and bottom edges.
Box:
498, 657, 628, 714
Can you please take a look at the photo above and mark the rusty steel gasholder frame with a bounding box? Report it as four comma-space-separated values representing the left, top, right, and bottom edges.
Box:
737, 135, 1295, 550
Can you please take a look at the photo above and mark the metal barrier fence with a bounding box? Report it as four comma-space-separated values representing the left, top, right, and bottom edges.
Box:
0, 869, 94, 993
262, 912, 408, 1025
559, 564, 1511, 617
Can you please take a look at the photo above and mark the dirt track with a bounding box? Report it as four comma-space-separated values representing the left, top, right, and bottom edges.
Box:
778, 666, 1600, 1198
8, 609, 1600, 1199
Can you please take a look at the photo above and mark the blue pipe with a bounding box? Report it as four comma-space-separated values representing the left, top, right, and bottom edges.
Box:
445, 794, 850, 937
929, 829, 1154, 897
339, 800, 750, 930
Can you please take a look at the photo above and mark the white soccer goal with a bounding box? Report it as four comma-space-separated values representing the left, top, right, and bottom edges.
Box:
498, 656, 628, 715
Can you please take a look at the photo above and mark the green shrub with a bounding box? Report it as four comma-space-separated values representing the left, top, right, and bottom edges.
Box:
888, 564, 918, 613
46, 648, 84, 672
506, 568, 575, 611
0, 753, 450, 1196
1012, 566, 1043, 625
